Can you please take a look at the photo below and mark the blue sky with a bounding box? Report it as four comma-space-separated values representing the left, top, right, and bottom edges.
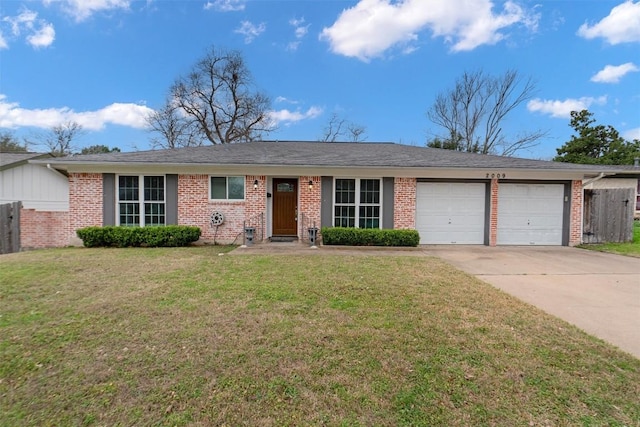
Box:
0, 0, 638, 160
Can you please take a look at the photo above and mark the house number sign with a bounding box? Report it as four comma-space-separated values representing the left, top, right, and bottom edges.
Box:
486, 173, 506, 179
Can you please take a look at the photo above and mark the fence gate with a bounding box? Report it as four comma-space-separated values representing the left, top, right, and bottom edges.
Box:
0, 201, 21, 254
583, 189, 634, 244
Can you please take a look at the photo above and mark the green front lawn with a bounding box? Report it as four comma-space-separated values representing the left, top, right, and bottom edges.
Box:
1, 247, 638, 426
579, 220, 640, 257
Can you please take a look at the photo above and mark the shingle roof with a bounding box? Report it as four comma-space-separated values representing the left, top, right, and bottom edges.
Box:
0, 152, 51, 170
35, 141, 624, 172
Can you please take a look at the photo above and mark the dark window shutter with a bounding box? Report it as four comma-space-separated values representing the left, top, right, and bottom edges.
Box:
102, 174, 115, 226
166, 174, 178, 225
321, 177, 333, 228
382, 177, 394, 229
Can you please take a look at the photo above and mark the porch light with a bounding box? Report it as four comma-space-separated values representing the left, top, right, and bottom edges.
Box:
309, 180, 313, 190
254, 179, 259, 190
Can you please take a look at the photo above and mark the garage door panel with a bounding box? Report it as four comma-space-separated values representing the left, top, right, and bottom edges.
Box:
416, 183, 486, 245
498, 184, 564, 245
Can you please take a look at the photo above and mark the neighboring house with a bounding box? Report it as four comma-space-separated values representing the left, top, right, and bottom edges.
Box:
0, 152, 70, 248
30, 141, 632, 248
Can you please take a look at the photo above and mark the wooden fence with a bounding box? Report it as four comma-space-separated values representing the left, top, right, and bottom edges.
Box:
0, 201, 21, 254
583, 188, 634, 244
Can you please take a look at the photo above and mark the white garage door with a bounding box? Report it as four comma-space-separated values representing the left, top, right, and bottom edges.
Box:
416, 182, 486, 244
498, 183, 565, 245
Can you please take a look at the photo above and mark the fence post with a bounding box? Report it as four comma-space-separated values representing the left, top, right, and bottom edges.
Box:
0, 201, 21, 254
12, 202, 21, 253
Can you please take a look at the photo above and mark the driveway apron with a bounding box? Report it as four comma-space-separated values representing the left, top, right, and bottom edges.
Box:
427, 246, 640, 359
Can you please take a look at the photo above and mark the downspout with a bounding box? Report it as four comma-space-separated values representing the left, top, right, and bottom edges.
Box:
582, 172, 613, 188
47, 163, 70, 177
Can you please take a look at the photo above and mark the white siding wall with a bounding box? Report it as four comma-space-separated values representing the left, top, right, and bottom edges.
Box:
0, 164, 69, 211
583, 178, 637, 190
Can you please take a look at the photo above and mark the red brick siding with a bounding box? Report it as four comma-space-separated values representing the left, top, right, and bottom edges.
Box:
177, 175, 267, 244
69, 173, 103, 242
299, 176, 321, 225
244, 175, 267, 241
394, 177, 416, 229
489, 178, 499, 246
299, 176, 321, 239
20, 209, 70, 248
570, 180, 582, 246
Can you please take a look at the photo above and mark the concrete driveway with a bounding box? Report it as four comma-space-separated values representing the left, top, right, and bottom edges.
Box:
427, 246, 640, 359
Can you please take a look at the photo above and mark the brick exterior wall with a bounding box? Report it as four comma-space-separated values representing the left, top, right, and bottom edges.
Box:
570, 180, 583, 246
245, 175, 267, 240
177, 175, 267, 244
489, 178, 499, 246
394, 177, 416, 229
20, 209, 70, 248
299, 176, 321, 240
69, 173, 103, 245
42, 173, 586, 249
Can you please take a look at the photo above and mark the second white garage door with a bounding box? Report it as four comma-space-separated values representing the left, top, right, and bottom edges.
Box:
498, 183, 565, 245
416, 182, 486, 244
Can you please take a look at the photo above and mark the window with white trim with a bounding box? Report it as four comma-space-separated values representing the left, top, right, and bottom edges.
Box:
210, 176, 245, 200
117, 175, 165, 226
334, 178, 381, 228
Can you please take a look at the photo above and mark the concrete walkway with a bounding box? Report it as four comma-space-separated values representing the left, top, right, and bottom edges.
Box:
231, 242, 640, 359
425, 246, 640, 359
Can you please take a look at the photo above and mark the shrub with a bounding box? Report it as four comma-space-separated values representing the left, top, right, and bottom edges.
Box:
76, 226, 201, 248
320, 227, 420, 247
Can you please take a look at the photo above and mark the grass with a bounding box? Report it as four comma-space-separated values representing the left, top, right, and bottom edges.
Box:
579, 220, 640, 257
1, 247, 639, 426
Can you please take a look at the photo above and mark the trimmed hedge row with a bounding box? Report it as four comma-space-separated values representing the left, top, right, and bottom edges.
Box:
76, 225, 201, 248
321, 227, 420, 247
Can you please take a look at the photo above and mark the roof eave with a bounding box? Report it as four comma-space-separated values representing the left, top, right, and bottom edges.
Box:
30, 159, 609, 180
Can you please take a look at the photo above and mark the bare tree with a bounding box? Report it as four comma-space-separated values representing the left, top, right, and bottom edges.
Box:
427, 70, 547, 156
36, 121, 85, 156
146, 100, 204, 149
319, 112, 367, 142
320, 113, 345, 142
170, 46, 273, 144
346, 122, 367, 142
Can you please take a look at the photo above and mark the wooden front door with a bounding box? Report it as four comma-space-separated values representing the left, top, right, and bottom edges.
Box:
273, 178, 298, 236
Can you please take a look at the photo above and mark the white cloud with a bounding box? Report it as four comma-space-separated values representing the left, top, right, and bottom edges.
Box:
1, 9, 55, 49
577, 0, 640, 44
591, 63, 639, 83
43, 0, 131, 22
27, 23, 55, 48
268, 106, 323, 125
624, 127, 640, 140
4, 9, 37, 36
275, 96, 299, 105
286, 17, 310, 51
286, 41, 301, 51
527, 96, 608, 118
290, 17, 309, 38
234, 20, 266, 44
319, 0, 540, 61
0, 95, 153, 130
204, 0, 245, 12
